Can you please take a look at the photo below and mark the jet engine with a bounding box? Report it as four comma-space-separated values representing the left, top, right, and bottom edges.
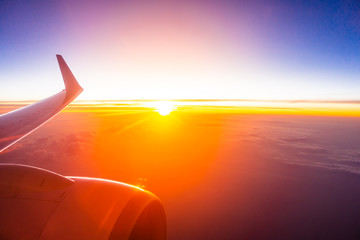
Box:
0, 164, 166, 240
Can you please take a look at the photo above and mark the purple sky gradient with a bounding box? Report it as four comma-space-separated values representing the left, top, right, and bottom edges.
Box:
1, 0, 360, 100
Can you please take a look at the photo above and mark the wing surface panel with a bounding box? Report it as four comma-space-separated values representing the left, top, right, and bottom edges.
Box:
0, 55, 83, 152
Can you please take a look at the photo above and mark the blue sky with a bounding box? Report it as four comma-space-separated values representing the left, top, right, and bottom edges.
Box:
1, 0, 360, 100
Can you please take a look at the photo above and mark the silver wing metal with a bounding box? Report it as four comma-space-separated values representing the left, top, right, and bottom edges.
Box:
0, 55, 83, 152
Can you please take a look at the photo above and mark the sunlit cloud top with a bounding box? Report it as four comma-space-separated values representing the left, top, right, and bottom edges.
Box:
1, 0, 360, 100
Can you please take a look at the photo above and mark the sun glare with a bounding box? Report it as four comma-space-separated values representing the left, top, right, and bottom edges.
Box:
148, 101, 176, 116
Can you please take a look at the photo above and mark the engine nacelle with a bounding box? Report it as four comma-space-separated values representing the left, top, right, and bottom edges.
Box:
0, 164, 166, 240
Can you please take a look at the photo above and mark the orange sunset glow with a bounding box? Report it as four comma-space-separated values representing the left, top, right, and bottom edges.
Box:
1, 99, 360, 239
2, 0, 360, 239
145, 101, 177, 116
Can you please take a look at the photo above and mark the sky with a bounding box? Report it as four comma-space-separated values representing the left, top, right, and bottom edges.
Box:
1, 1, 360, 237
1, 0, 360, 101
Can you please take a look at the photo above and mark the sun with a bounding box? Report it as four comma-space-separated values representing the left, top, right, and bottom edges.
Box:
148, 101, 176, 116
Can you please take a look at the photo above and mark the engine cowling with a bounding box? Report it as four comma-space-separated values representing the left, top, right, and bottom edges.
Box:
0, 164, 166, 240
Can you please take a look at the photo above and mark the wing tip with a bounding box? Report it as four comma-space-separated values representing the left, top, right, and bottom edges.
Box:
56, 55, 83, 101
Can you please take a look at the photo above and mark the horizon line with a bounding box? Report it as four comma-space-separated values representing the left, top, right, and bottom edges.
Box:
1, 99, 360, 104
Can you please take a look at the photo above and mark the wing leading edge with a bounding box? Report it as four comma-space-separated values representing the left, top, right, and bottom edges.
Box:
0, 55, 83, 152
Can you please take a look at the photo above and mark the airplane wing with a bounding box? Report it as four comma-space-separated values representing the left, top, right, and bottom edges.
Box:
0, 56, 166, 240
0, 55, 83, 152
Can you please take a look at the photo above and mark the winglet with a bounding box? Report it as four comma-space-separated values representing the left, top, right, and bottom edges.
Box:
56, 55, 83, 101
